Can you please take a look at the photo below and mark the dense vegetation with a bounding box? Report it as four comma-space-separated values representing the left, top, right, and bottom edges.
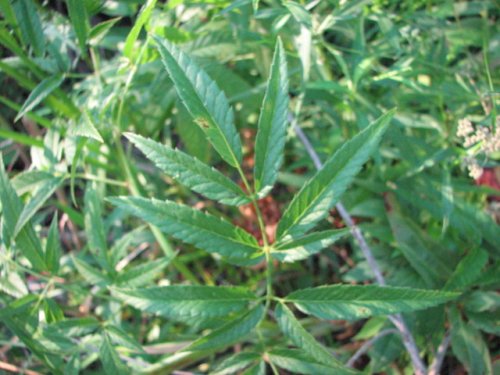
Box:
0, 1, 498, 374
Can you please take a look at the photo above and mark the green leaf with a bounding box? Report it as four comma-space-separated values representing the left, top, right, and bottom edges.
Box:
271, 229, 349, 262
105, 325, 144, 353
0, 0, 18, 37
243, 361, 266, 375
46, 317, 100, 337
466, 310, 500, 336
449, 307, 492, 375
64, 353, 80, 375
11, 170, 55, 195
211, 352, 261, 375
112, 285, 256, 320
1, 305, 61, 370
387, 195, 453, 288
125, 133, 249, 206
186, 304, 264, 351
464, 291, 499, 313
14, 175, 64, 236
283, 1, 312, 28
252, 0, 259, 12
108, 226, 145, 267
285, 285, 459, 320
72, 256, 111, 286
268, 348, 342, 375
109, 196, 262, 265
153, 35, 242, 168
89, 17, 121, 46
0, 128, 43, 148
175, 100, 212, 163
43, 298, 64, 323
276, 110, 395, 240
69, 137, 86, 206
84, 188, 110, 271
445, 248, 488, 291
100, 332, 130, 375
15, 75, 65, 122
0, 271, 28, 298
124, 0, 157, 58
68, 111, 104, 142
45, 212, 61, 275
254, 38, 289, 197
275, 303, 356, 374
0, 154, 46, 270
116, 258, 169, 287
12, 0, 44, 56
66, 0, 89, 54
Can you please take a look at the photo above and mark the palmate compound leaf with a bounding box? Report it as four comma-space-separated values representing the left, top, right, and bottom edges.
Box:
276, 109, 395, 241
253, 38, 289, 197
153, 35, 243, 168
125, 133, 250, 206
271, 228, 349, 262
184, 304, 264, 351
109, 196, 262, 265
275, 303, 358, 375
111, 286, 256, 321
285, 285, 460, 320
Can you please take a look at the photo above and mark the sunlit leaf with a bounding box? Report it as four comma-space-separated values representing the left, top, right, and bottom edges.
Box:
277, 110, 395, 240
185, 304, 264, 351
125, 133, 249, 206
112, 285, 256, 320
15, 75, 64, 122
285, 285, 459, 320
275, 303, 357, 374
124, 0, 157, 58
109, 196, 262, 265
254, 38, 289, 197
153, 36, 242, 168
66, 0, 89, 54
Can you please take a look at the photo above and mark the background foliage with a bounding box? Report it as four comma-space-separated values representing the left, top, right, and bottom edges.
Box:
0, 0, 499, 374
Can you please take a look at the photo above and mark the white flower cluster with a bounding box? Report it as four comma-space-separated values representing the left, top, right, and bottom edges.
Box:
457, 117, 500, 179
463, 156, 484, 179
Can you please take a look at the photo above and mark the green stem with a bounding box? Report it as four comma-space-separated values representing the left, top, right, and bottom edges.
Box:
31, 278, 53, 313
269, 360, 280, 375
264, 247, 273, 310
235, 165, 269, 247
235, 165, 273, 314
73, 173, 127, 187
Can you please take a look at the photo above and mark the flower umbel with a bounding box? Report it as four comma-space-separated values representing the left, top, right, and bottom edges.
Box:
457, 117, 500, 180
